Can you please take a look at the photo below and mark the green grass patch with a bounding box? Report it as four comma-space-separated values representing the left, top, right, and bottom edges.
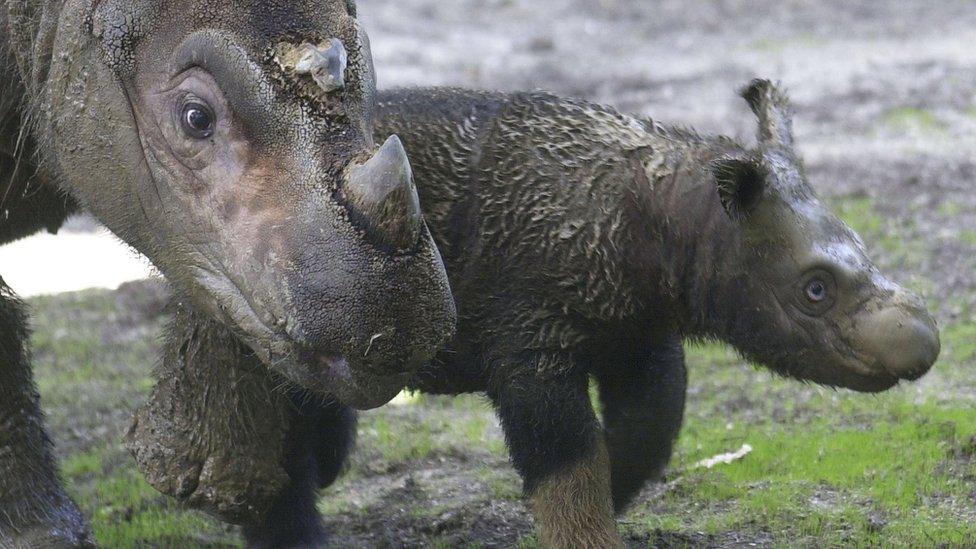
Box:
881, 107, 947, 133
625, 342, 976, 546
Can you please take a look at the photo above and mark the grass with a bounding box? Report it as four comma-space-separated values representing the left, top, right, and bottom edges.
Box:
18, 192, 976, 546
649, 365, 976, 546
881, 107, 947, 134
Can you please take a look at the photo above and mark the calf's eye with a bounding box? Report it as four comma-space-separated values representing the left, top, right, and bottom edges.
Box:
805, 279, 827, 303
181, 102, 215, 139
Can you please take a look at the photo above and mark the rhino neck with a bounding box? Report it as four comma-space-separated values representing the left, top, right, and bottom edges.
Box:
630, 140, 747, 340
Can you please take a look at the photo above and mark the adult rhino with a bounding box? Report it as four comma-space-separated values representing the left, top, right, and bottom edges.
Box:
0, 0, 455, 546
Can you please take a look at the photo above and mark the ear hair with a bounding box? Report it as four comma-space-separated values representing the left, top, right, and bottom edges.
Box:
710, 156, 767, 220
740, 79, 794, 148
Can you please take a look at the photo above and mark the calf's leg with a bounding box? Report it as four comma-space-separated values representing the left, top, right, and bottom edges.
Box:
0, 279, 92, 547
488, 354, 622, 549
595, 335, 687, 513
243, 395, 356, 549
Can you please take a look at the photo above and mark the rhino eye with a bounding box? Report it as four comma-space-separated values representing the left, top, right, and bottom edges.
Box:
796, 271, 837, 316
805, 279, 827, 303
181, 101, 215, 139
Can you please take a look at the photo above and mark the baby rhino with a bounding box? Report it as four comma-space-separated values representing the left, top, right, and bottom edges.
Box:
147, 80, 939, 547
376, 80, 940, 546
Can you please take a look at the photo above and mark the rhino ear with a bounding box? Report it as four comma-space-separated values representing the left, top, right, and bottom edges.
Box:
740, 79, 794, 148
711, 156, 767, 220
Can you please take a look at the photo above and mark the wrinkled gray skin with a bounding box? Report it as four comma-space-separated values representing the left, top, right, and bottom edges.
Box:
0, 0, 456, 546
144, 81, 940, 547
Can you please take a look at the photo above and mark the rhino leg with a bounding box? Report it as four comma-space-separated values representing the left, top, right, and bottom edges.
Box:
127, 302, 294, 527
0, 280, 93, 548
243, 396, 356, 549
488, 354, 623, 548
128, 302, 356, 547
594, 335, 687, 514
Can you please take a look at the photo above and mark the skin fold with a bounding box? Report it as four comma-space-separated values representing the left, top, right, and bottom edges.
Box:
144, 81, 941, 548
0, 0, 455, 545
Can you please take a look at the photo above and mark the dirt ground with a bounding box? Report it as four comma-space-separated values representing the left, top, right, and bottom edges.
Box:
17, 1, 976, 547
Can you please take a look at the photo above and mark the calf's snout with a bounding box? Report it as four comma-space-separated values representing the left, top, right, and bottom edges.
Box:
858, 292, 940, 381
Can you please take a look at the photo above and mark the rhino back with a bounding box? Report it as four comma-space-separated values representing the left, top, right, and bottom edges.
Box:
376, 88, 507, 270
376, 88, 666, 357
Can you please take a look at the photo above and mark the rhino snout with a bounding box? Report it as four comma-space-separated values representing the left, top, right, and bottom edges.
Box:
856, 291, 940, 381
344, 135, 422, 250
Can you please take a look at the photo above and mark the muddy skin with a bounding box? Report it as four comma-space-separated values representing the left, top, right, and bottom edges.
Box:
0, 0, 455, 545
129, 299, 362, 546
145, 81, 940, 547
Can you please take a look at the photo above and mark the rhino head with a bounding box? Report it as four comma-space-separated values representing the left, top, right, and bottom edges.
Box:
701, 80, 939, 391
37, 0, 455, 408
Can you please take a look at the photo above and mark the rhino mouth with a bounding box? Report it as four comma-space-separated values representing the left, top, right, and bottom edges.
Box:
794, 334, 901, 393
194, 266, 410, 409
301, 353, 413, 409
815, 364, 900, 393
756, 295, 904, 393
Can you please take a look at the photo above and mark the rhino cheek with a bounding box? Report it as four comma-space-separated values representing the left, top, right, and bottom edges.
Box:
45, 44, 166, 256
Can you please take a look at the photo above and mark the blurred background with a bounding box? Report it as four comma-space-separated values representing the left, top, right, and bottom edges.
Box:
10, 1, 976, 546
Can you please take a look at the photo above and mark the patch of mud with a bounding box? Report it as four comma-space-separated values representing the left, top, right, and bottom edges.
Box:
325, 459, 532, 547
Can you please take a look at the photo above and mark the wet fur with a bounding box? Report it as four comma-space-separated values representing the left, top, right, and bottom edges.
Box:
0, 5, 77, 246
0, 4, 90, 544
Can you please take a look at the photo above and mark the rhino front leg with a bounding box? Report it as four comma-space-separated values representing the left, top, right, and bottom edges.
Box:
594, 335, 687, 514
0, 280, 93, 547
488, 354, 623, 549
128, 302, 356, 548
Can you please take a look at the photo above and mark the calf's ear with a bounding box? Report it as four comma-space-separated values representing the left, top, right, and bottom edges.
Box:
740, 78, 794, 148
710, 156, 766, 220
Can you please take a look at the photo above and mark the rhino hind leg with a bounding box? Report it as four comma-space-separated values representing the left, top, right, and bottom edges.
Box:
243, 395, 356, 549
0, 279, 93, 547
594, 334, 687, 514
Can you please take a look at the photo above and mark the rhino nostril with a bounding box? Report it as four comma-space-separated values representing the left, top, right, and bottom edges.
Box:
344, 135, 423, 250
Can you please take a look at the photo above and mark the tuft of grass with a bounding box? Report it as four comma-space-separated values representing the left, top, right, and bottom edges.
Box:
362, 415, 436, 463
